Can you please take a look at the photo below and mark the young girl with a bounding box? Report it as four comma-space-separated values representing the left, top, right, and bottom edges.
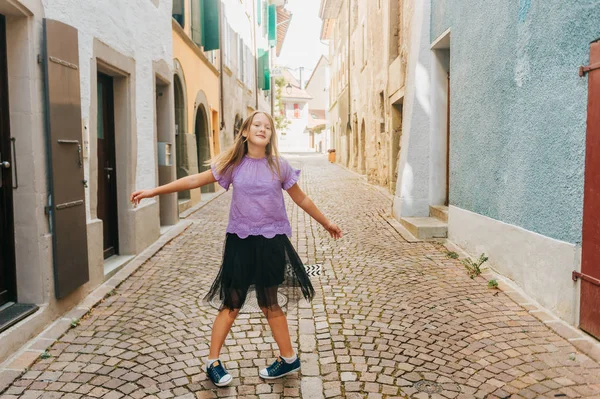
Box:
131, 111, 342, 387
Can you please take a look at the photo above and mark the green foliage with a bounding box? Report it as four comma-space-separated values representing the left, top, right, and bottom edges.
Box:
462, 253, 488, 279
274, 77, 290, 131
446, 251, 459, 259
488, 279, 499, 289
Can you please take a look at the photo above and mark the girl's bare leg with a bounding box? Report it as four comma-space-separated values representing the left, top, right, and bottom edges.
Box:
209, 291, 243, 359
260, 286, 294, 358
209, 309, 240, 358
262, 306, 294, 357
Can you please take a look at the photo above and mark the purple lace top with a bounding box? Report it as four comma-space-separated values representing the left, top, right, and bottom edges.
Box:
211, 155, 301, 238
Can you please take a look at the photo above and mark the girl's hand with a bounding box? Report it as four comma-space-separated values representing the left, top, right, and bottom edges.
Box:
130, 189, 155, 207
324, 221, 343, 240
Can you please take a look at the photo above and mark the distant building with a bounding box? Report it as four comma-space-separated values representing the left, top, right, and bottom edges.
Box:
305, 56, 331, 153
278, 69, 313, 152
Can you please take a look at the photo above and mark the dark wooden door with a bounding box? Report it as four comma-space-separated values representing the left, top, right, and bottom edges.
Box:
0, 15, 16, 306
97, 73, 119, 259
580, 39, 600, 339
43, 19, 89, 298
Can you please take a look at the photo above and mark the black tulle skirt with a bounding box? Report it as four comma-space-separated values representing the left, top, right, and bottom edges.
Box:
204, 233, 315, 311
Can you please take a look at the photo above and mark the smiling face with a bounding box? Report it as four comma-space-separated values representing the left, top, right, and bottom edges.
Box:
243, 112, 273, 149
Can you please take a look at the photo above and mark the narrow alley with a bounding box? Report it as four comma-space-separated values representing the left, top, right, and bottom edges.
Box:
2, 155, 600, 399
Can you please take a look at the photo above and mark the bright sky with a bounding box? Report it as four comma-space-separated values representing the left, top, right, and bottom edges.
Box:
276, 0, 328, 81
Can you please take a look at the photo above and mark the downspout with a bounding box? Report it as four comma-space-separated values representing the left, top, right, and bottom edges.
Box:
346, 0, 351, 131
253, 0, 259, 109
219, 0, 225, 130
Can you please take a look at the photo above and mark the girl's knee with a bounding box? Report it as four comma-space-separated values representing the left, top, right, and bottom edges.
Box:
221, 307, 241, 319
260, 305, 283, 318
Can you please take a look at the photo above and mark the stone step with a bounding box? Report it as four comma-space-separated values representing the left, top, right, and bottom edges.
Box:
178, 199, 192, 214
400, 217, 448, 239
429, 205, 449, 222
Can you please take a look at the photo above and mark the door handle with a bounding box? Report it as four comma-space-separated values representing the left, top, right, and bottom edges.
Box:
1, 161, 9, 169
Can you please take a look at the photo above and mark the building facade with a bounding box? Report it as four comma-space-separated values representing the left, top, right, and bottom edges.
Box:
219, 0, 272, 150
394, 0, 600, 332
305, 55, 331, 153
0, 0, 176, 362
320, 0, 412, 192
171, 0, 221, 212
278, 68, 313, 152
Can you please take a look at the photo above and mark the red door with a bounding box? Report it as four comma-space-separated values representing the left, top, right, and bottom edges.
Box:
580, 39, 600, 339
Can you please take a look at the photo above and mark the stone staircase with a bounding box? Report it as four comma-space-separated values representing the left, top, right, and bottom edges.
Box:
400, 205, 448, 239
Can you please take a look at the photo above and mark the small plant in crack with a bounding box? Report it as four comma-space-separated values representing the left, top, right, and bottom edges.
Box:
488, 279, 499, 289
446, 251, 459, 259
462, 253, 488, 279
40, 351, 52, 360
71, 318, 80, 328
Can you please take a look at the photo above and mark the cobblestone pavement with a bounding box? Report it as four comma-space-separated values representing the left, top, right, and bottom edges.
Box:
2, 154, 600, 399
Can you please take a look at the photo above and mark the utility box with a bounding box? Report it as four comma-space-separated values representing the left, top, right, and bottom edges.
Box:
158, 142, 172, 166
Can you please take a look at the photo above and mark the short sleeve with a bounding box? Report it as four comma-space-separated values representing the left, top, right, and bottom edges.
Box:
211, 163, 232, 191
281, 158, 301, 190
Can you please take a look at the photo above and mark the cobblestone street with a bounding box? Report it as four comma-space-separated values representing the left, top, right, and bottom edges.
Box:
2, 154, 600, 399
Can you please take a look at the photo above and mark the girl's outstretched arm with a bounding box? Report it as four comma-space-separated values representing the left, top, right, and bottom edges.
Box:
286, 183, 343, 240
130, 169, 217, 206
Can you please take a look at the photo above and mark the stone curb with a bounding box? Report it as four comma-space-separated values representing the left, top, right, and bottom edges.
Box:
0, 219, 193, 393
442, 239, 600, 363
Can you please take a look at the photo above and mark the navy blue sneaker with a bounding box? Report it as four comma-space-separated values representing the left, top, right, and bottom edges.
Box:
206, 359, 232, 387
259, 356, 301, 379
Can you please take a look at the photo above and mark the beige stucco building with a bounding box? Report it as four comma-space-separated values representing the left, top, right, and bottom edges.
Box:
171, 0, 221, 212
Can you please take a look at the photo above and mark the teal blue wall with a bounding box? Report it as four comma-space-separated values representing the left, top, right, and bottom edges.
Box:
431, 0, 600, 244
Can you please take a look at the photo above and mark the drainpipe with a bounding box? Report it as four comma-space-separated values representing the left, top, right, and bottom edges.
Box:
253, 0, 259, 110
346, 0, 351, 131
219, 0, 225, 131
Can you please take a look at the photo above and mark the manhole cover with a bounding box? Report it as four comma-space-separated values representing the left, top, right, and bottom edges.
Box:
414, 380, 442, 394
208, 289, 288, 314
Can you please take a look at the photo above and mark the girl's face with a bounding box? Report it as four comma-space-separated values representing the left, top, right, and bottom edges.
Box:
244, 113, 272, 148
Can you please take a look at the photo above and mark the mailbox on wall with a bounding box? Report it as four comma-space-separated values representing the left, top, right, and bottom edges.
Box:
158, 142, 172, 166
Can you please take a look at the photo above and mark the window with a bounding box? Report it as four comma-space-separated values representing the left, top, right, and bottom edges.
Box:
294, 104, 300, 119
238, 37, 245, 82
172, 0, 185, 28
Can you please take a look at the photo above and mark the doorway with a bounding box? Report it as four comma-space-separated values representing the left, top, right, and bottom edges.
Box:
390, 101, 403, 193
173, 75, 190, 201
97, 73, 119, 259
431, 30, 451, 207
360, 119, 366, 174
0, 14, 16, 307
195, 106, 213, 193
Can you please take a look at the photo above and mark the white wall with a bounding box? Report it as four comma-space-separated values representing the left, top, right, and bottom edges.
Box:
42, 0, 173, 197
279, 101, 311, 152
306, 60, 328, 110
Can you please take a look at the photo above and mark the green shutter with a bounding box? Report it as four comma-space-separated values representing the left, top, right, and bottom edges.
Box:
202, 0, 220, 51
258, 49, 265, 89
257, 0, 262, 25
257, 49, 270, 91
268, 4, 277, 47
264, 66, 271, 91
191, 0, 202, 47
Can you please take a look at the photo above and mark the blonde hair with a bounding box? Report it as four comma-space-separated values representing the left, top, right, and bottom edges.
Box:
208, 111, 282, 179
